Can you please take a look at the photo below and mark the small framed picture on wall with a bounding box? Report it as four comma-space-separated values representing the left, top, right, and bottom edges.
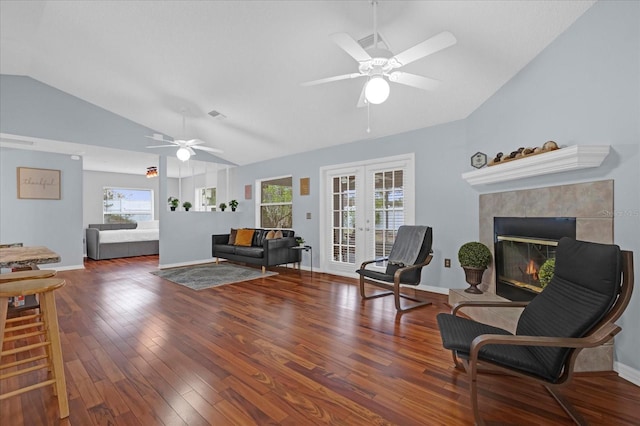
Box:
17, 167, 61, 200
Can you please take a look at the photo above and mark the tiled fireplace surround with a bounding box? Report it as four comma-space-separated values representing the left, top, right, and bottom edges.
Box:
449, 179, 614, 372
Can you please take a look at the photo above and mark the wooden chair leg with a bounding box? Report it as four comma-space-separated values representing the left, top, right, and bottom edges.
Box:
546, 385, 587, 425
41, 291, 69, 419
468, 359, 485, 426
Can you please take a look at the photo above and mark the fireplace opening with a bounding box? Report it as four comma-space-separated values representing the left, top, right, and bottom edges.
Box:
494, 217, 576, 301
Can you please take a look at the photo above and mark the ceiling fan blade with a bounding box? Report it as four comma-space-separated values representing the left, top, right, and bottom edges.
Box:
146, 144, 176, 148
183, 139, 205, 146
329, 32, 372, 62
187, 147, 197, 156
301, 73, 364, 87
145, 134, 171, 142
389, 72, 441, 91
357, 82, 367, 108
392, 31, 457, 67
192, 145, 224, 154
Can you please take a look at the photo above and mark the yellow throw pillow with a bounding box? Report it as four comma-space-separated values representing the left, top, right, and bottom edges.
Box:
274, 230, 283, 239
235, 229, 255, 246
265, 230, 276, 239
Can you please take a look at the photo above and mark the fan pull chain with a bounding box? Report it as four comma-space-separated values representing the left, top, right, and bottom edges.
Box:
366, 102, 371, 133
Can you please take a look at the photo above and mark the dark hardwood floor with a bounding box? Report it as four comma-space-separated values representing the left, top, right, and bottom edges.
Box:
1, 256, 638, 425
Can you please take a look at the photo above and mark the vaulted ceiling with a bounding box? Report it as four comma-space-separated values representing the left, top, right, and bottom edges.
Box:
1, 1, 595, 171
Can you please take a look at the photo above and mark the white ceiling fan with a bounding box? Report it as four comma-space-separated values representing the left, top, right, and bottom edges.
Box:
302, 1, 457, 106
146, 111, 223, 161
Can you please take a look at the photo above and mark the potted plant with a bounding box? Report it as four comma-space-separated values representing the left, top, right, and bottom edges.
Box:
168, 196, 179, 211
458, 241, 492, 294
229, 199, 239, 211
539, 258, 555, 289
182, 201, 192, 212
219, 202, 227, 212
295, 236, 305, 246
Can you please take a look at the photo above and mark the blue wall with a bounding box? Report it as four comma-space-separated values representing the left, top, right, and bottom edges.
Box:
464, 0, 639, 375
0, 148, 84, 269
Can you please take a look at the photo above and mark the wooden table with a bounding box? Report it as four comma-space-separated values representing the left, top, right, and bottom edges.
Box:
0, 246, 61, 270
0, 246, 61, 314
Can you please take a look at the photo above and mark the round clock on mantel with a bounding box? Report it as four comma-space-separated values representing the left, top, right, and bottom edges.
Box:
471, 152, 487, 169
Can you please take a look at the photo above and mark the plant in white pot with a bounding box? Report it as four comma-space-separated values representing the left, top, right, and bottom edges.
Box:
458, 241, 492, 294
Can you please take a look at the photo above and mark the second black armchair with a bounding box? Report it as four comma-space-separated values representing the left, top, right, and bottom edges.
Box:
356, 225, 433, 312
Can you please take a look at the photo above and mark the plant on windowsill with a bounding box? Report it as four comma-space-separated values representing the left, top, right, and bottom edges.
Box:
229, 199, 239, 211
219, 202, 227, 212
182, 201, 192, 212
168, 196, 179, 211
458, 241, 492, 294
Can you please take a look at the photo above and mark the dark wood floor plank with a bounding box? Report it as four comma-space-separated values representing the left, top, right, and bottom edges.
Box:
2, 255, 639, 425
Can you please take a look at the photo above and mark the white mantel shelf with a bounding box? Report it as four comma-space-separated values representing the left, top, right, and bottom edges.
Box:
462, 145, 610, 185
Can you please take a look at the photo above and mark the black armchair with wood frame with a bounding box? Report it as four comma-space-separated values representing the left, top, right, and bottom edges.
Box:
357, 225, 433, 312
437, 237, 634, 425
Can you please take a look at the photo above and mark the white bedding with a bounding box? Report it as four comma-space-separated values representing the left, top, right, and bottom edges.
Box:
99, 229, 159, 244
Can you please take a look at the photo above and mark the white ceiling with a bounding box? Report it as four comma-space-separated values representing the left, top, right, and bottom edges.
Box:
0, 0, 595, 173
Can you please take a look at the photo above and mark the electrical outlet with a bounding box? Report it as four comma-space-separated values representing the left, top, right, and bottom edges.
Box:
444, 258, 451, 268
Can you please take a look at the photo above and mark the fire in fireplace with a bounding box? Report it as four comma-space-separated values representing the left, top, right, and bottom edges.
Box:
494, 217, 576, 301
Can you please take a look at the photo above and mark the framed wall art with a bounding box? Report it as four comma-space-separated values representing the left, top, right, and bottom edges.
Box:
17, 167, 61, 200
300, 177, 310, 196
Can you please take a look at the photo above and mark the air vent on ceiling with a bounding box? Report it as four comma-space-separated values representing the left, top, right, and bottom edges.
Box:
358, 33, 389, 51
208, 110, 227, 120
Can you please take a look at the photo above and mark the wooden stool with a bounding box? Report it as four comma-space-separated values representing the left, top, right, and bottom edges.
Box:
0, 269, 57, 283
0, 270, 56, 314
0, 278, 69, 418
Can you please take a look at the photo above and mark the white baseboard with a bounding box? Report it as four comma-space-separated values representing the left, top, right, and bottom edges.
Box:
54, 264, 85, 271
158, 259, 217, 269
415, 284, 449, 295
614, 361, 640, 387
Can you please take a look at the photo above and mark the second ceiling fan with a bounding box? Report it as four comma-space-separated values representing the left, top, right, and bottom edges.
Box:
302, 1, 457, 106
146, 110, 223, 161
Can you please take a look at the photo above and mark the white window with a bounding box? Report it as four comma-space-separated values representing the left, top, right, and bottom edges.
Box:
103, 187, 153, 224
258, 176, 292, 228
195, 187, 216, 211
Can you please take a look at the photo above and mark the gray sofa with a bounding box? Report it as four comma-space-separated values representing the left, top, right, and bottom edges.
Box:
212, 229, 301, 272
86, 223, 159, 260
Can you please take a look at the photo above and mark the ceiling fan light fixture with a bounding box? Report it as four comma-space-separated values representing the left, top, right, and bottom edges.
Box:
364, 76, 390, 104
176, 147, 191, 161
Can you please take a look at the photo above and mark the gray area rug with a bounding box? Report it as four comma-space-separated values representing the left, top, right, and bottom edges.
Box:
151, 263, 277, 290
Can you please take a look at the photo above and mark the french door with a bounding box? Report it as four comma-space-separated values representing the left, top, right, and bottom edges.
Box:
320, 155, 414, 277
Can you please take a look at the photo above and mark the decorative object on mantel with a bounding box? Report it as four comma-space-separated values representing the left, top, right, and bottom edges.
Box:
229, 199, 238, 211
458, 241, 492, 294
462, 145, 610, 185
219, 202, 227, 212
182, 201, 192, 212
168, 196, 179, 211
470, 152, 487, 169
489, 141, 559, 166
146, 166, 158, 178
